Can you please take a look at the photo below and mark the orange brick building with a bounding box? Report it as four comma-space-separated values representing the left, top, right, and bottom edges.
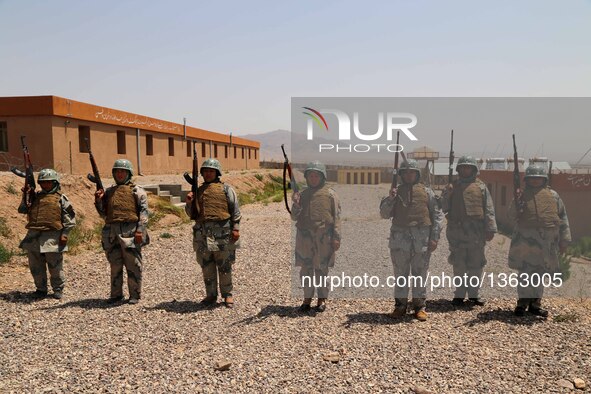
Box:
0, 96, 260, 175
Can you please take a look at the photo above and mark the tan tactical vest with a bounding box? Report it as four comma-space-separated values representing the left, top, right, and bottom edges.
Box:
26, 192, 63, 231
106, 184, 139, 224
392, 183, 432, 227
449, 180, 485, 222
519, 187, 559, 228
197, 182, 231, 222
297, 185, 334, 230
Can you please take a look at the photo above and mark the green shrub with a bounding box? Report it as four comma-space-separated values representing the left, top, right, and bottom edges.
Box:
68, 215, 102, 254
0, 217, 12, 238
148, 197, 190, 228
5, 181, 18, 195
0, 243, 13, 264
568, 237, 591, 259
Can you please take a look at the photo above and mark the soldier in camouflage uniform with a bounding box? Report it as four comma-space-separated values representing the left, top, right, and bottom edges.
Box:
18, 169, 76, 299
94, 159, 149, 305
185, 159, 241, 308
509, 165, 570, 317
379, 160, 444, 321
441, 156, 497, 306
291, 161, 341, 312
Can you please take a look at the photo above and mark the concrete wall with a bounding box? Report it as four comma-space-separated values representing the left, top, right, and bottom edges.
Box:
49, 117, 259, 175
0, 116, 54, 171
1, 96, 260, 174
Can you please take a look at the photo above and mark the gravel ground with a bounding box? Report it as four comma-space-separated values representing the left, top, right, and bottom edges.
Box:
1, 183, 590, 393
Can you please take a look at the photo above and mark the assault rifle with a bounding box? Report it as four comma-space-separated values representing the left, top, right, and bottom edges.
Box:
512, 134, 524, 212
85, 138, 104, 191
391, 131, 400, 190
10, 136, 36, 208
281, 144, 298, 214
183, 141, 199, 218
448, 130, 454, 184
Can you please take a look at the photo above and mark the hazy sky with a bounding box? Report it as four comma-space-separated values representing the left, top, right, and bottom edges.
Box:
1, 0, 590, 160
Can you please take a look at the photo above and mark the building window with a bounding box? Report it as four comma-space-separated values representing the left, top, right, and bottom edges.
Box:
146, 134, 153, 156
202, 142, 206, 158
501, 185, 507, 206
78, 126, 90, 153
224, 145, 228, 158
0, 122, 7, 152
117, 130, 126, 154
168, 137, 174, 156
214, 144, 218, 158
234, 146, 237, 159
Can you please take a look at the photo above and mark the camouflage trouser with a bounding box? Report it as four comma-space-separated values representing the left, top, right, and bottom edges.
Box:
299, 265, 329, 299
107, 247, 143, 299
516, 263, 544, 309
391, 249, 429, 310
197, 250, 235, 298
27, 251, 65, 293
449, 246, 486, 299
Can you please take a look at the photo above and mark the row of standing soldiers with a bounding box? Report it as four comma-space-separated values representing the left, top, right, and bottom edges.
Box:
17, 156, 571, 318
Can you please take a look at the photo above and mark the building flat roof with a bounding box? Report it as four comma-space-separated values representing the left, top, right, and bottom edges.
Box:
0, 95, 259, 148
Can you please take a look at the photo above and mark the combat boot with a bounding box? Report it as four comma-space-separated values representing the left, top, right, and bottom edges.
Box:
107, 296, 124, 304
32, 290, 47, 299
224, 296, 234, 308
316, 298, 327, 312
200, 295, 217, 305
390, 307, 406, 318
514, 306, 526, 316
415, 309, 428, 321
528, 306, 548, 318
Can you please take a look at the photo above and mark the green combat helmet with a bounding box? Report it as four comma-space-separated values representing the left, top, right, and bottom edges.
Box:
304, 161, 327, 179
38, 168, 59, 183
456, 155, 479, 173
399, 159, 421, 182
112, 159, 134, 184
524, 165, 548, 180
200, 158, 222, 177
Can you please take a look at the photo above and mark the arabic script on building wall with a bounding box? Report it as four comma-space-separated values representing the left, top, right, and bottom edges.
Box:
94, 108, 180, 132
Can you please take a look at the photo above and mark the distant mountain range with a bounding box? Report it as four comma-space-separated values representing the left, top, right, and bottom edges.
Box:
239, 129, 291, 162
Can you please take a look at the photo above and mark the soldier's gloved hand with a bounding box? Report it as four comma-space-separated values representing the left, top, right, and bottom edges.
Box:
390, 187, 397, 198
428, 239, 438, 252
559, 240, 569, 254
134, 231, 143, 245
186, 192, 194, 203
332, 239, 341, 251
94, 189, 105, 201
231, 229, 240, 243
292, 191, 301, 207
485, 231, 495, 242
59, 235, 68, 248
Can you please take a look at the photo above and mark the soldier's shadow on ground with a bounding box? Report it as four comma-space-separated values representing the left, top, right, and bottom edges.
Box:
342, 299, 470, 327
148, 299, 224, 314
39, 298, 129, 310
233, 304, 313, 325
0, 291, 46, 304
463, 308, 548, 327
